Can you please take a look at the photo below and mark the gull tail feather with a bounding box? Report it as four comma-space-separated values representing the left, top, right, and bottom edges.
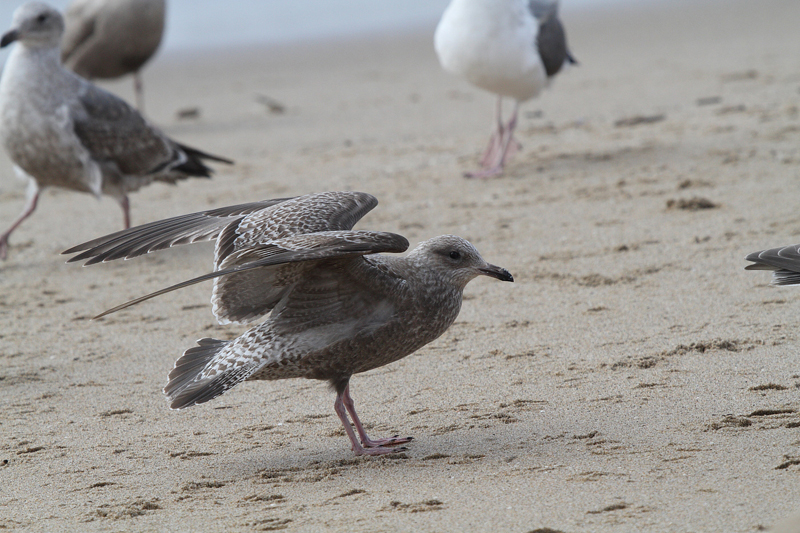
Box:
772, 270, 800, 286
164, 338, 231, 409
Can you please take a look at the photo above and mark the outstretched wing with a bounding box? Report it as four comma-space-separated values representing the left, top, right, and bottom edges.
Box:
92, 230, 409, 320
62, 198, 292, 265
214, 191, 380, 264
745, 244, 800, 286
64, 191, 402, 322
211, 230, 408, 324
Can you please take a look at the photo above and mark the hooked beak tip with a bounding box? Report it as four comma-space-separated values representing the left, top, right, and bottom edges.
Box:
479, 265, 514, 282
1, 30, 19, 48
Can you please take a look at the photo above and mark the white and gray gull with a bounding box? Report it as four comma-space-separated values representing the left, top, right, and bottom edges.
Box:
61, 0, 166, 112
0, 2, 231, 260
435, 0, 576, 178
63, 191, 514, 456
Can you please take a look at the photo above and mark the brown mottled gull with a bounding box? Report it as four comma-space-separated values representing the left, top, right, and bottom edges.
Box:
435, 0, 576, 177
746, 244, 800, 286
63, 191, 514, 456
0, 2, 231, 259
61, 0, 165, 112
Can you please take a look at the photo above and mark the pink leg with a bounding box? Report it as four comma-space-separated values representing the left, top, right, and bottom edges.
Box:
478, 97, 505, 169
333, 385, 412, 456
478, 131, 502, 169
120, 195, 131, 229
496, 102, 520, 168
466, 102, 520, 179
0, 189, 39, 260
342, 385, 412, 448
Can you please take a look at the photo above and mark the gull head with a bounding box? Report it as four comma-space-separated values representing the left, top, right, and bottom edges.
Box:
409, 235, 514, 289
2, 2, 64, 49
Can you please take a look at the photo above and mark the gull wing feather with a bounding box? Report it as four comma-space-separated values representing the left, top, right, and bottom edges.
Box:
91, 230, 409, 320
745, 244, 800, 285
62, 198, 292, 264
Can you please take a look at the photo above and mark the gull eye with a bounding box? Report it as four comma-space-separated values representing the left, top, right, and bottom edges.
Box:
449, 250, 461, 260
36, 14, 47, 23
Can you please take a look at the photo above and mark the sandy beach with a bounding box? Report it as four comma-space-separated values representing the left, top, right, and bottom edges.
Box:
2, 0, 800, 531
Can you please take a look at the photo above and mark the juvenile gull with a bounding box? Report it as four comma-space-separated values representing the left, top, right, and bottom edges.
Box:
435, 0, 576, 178
0, 2, 232, 259
61, 0, 166, 112
63, 191, 514, 456
745, 244, 800, 286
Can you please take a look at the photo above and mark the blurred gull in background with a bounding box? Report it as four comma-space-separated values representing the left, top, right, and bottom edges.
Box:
61, 0, 166, 112
435, 0, 576, 178
0, 2, 231, 259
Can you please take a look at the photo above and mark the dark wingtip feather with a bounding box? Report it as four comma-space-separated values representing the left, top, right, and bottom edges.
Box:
63, 199, 292, 266
62, 224, 142, 257
744, 250, 764, 263
744, 263, 773, 271
162, 143, 234, 178
744, 245, 800, 275
567, 51, 578, 65
178, 142, 234, 164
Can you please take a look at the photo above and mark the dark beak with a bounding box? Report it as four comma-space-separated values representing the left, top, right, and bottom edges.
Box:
479, 264, 514, 282
1, 29, 19, 48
